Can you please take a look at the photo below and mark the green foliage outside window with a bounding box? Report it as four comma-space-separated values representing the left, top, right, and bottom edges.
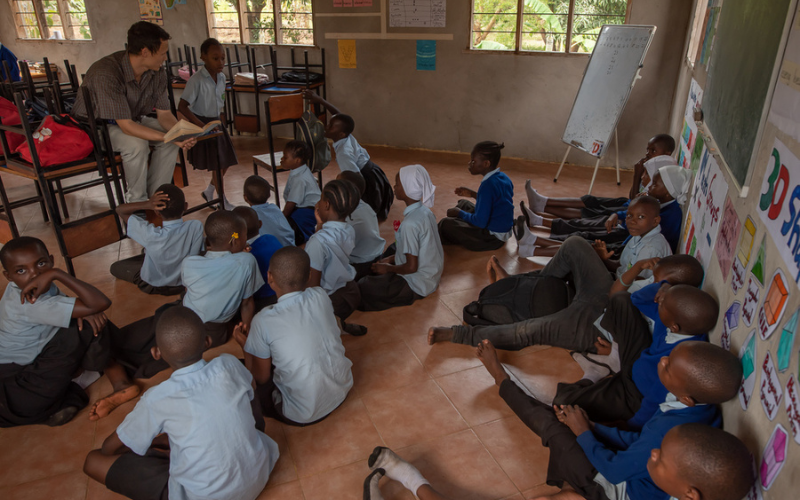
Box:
473, 0, 627, 53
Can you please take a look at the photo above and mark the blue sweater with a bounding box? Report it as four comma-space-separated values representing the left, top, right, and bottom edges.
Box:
250, 234, 283, 299
617, 201, 682, 252
627, 282, 708, 429
577, 403, 721, 500
458, 170, 514, 233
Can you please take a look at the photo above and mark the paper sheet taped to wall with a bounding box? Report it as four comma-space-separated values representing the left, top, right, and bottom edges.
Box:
390, 0, 446, 28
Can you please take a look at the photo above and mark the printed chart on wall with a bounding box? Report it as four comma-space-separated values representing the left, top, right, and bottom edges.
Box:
390, 0, 446, 28
334, 0, 373, 6
760, 424, 788, 490
164, 0, 186, 9
683, 146, 728, 269
678, 79, 703, 168
757, 138, 800, 287
139, 0, 163, 25
716, 196, 741, 282
769, 4, 800, 142
732, 216, 756, 294
739, 329, 757, 410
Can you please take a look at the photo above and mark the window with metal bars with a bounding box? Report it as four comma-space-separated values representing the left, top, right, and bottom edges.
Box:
471, 0, 628, 54
9, 0, 92, 41
206, 0, 314, 46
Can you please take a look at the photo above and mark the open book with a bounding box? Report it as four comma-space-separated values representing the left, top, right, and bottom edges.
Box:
163, 119, 222, 143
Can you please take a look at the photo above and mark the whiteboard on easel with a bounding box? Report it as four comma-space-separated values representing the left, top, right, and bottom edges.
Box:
562, 25, 656, 158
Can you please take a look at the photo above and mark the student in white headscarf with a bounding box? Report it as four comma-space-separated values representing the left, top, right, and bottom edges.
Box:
357, 165, 444, 311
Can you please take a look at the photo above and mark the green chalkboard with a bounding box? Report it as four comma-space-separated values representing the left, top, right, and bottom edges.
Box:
703, 0, 792, 186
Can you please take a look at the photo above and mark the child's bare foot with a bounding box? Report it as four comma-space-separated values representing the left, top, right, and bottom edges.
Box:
427, 327, 453, 345
489, 256, 509, 281
89, 384, 140, 421
486, 256, 497, 283
476, 339, 509, 385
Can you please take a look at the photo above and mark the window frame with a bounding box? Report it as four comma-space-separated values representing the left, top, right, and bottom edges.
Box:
469, 0, 632, 56
205, 0, 316, 47
8, 0, 93, 42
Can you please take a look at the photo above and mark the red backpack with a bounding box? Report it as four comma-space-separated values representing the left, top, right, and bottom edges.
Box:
0, 96, 25, 153
13, 114, 94, 167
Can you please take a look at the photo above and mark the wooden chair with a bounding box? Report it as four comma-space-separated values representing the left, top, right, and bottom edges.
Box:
252, 93, 323, 208
230, 47, 274, 135
0, 88, 124, 275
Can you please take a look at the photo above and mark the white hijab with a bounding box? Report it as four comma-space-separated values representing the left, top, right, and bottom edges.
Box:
399, 164, 436, 208
644, 155, 678, 189
658, 165, 693, 205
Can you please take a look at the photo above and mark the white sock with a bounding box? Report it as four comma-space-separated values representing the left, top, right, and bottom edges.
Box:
202, 184, 215, 201
222, 196, 236, 211
572, 352, 611, 383
522, 203, 544, 226
517, 225, 538, 258
364, 469, 385, 500
72, 370, 101, 389
369, 447, 429, 496
586, 342, 621, 373
525, 180, 548, 212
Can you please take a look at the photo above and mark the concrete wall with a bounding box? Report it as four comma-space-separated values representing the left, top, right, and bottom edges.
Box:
676, 2, 800, 499
0, 0, 692, 169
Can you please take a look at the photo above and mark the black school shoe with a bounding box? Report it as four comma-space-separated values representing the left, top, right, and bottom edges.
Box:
513, 215, 527, 241
45, 406, 79, 427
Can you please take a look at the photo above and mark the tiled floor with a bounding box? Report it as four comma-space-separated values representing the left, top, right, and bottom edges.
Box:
0, 138, 629, 500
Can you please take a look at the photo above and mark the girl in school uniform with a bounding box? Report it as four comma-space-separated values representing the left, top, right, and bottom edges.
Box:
178, 38, 238, 211
358, 164, 444, 311
281, 140, 321, 245
305, 180, 367, 336
438, 141, 515, 251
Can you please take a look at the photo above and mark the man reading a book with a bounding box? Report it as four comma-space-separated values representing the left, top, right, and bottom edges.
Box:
72, 22, 196, 203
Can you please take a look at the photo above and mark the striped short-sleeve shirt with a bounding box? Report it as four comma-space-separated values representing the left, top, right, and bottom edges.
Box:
71, 50, 170, 121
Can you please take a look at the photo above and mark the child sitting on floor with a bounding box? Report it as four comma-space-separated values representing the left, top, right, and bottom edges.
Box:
181, 210, 263, 345
302, 90, 394, 221
648, 424, 754, 500
555, 283, 718, 429
337, 170, 386, 281
233, 206, 283, 310
84, 306, 279, 500
305, 179, 367, 336
359, 164, 444, 311
439, 141, 515, 252
244, 175, 295, 247
471, 339, 740, 500
110, 184, 203, 296
281, 140, 321, 244
0, 237, 140, 427
234, 247, 353, 426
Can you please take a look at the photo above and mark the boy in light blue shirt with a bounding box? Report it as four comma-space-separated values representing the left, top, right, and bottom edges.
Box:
244, 175, 295, 247
181, 211, 263, 345
281, 140, 321, 244
236, 247, 353, 425
85, 306, 279, 500
110, 184, 203, 295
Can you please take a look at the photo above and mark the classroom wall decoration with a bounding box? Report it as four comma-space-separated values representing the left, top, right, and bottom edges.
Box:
740, 329, 758, 410
678, 79, 703, 168
760, 423, 788, 490
717, 196, 742, 281
785, 375, 800, 444
335, 0, 373, 6
139, 0, 163, 25
777, 307, 798, 371
769, 4, 800, 143
721, 300, 741, 350
742, 278, 761, 327
390, 0, 445, 28
760, 350, 783, 420
684, 147, 728, 269
757, 137, 800, 287
732, 216, 757, 293
164, 0, 185, 9
751, 236, 767, 285
338, 40, 357, 69
757, 269, 790, 340
745, 456, 765, 500
416, 40, 436, 71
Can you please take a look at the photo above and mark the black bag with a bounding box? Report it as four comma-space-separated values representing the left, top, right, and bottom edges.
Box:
462, 272, 574, 326
279, 71, 323, 84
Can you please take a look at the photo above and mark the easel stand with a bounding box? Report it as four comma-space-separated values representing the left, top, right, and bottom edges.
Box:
553, 128, 620, 195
